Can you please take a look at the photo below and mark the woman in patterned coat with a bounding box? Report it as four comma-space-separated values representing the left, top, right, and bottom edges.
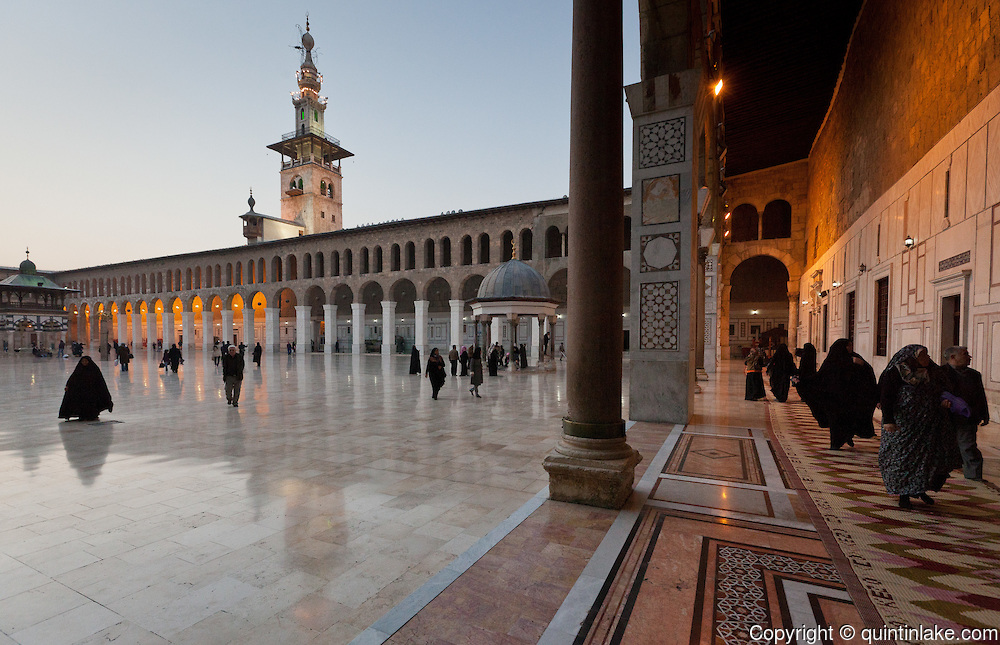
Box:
878, 344, 961, 509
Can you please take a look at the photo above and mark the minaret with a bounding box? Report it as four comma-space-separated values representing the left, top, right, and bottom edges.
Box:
266, 18, 353, 235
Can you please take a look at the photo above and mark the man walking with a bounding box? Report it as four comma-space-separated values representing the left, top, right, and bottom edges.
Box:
222, 345, 245, 408
944, 346, 990, 481
448, 345, 459, 376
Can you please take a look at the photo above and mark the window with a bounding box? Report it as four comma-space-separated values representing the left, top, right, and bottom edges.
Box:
846, 291, 856, 346
320, 181, 326, 194
875, 277, 889, 356
729, 324, 735, 336
761, 200, 791, 239
731, 204, 759, 242
822, 303, 829, 351
545, 226, 562, 258
520, 229, 533, 260
479, 234, 490, 264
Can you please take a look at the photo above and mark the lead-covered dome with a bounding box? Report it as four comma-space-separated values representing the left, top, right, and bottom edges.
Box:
476, 260, 552, 301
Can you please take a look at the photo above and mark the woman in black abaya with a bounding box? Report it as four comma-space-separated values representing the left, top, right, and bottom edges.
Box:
409, 346, 421, 375
425, 348, 447, 400
766, 344, 797, 403
811, 339, 879, 450
59, 356, 113, 421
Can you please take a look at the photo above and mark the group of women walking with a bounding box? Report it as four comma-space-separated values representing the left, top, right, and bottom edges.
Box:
412, 345, 485, 400
747, 339, 975, 510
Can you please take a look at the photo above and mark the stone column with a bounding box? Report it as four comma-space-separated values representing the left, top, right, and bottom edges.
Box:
295, 306, 309, 352
787, 291, 799, 349
544, 0, 639, 510
131, 309, 143, 350
201, 309, 214, 352
381, 301, 397, 355
530, 316, 541, 367
243, 308, 255, 350
163, 310, 175, 348
77, 310, 86, 343
181, 311, 194, 349
117, 312, 127, 345
414, 300, 429, 359
220, 310, 233, 346
719, 284, 732, 360
264, 307, 279, 353
351, 303, 365, 354
449, 299, 462, 350
323, 305, 336, 353
146, 310, 157, 350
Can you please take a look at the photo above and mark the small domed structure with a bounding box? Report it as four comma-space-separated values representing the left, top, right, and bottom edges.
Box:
476, 260, 552, 301
19, 257, 37, 276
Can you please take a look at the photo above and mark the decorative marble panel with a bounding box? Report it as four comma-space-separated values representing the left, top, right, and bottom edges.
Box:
639, 117, 685, 168
641, 176, 680, 224
639, 281, 678, 350
640, 232, 681, 272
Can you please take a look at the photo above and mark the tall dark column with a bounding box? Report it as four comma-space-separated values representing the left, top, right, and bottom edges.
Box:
544, 0, 640, 509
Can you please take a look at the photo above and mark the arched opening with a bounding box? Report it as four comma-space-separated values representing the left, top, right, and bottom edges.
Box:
226, 263, 233, 287
501, 230, 514, 262
479, 233, 490, 264
332, 251, 341, 277
215, 265, 222, 287
332, 284, 354, 317
440, 237, 451, 267
344, 249, 353, 276
391, 244, 401, 271
303, 253, 313, 279
731, 203, 760, 243
546, 226, 562, 258
761, 200, 792, 239
425, 277, 452, 314
361, 247, 370, 274
548, 269, 568, 307
520, 229, 533, 260
186, 268, 193, 290
461, 275, 484, 314
194, 267, 201, 289
424, 239, 436, 268
249, 291, 267, 345
287, 255, 297, 281
271, 256, 283, 282
304, 285, 326, 350
235, 261, 242, 286
316, 252, 325, 278
247, 259, 255, 285
405, 242, 415, 270
391, 279, 416, 314
276, 287, 297, 347
461, 236, 473, 265
374, 246, 383, 273
728, 255, 790, 358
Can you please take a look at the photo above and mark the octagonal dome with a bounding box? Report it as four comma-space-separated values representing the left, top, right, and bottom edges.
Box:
476, 260, 552, 301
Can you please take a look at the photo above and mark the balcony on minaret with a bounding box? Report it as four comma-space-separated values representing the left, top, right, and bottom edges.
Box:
268, 125, 353, 173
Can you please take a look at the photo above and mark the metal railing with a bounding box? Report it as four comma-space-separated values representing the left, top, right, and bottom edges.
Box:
281, 126, 340, 147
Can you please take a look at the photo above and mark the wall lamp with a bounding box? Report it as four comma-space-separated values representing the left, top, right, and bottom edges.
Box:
831, 281, 842, 288
904, 235, 914, 249
819, 290, 829, 298
858, 263, 867, 274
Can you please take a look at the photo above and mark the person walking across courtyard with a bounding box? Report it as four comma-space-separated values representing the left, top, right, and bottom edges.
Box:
252, 342, 263, 367
167, 344, 182, 373
943, 345, 990, 481
212, 341, 221, 366
59, 356, 113, 421
222, 345, 245, 407
116, 342, 132, 372
425, 347, 446, 400
469, 346, 483, 398
459, 346, 469, 376
448, 345, 459, 376
744, 346, 766, 401
409, 346, 421, 374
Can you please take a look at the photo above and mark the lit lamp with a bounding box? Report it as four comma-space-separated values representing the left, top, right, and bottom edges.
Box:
713, 79, 723, 96
904, 235, 914, 249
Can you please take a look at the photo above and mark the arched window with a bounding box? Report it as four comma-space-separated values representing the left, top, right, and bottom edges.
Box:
391, 244, 401, 271
361, 247, 370, 274
405, 242, 415, 270
175, 270, 181, 291
272, 257, 282, 282
545, 226, 562, 258
424, 239, 435, 268
374, 246, 383, 273
624, 216, 632, 251
761, 200, 792, 239
320, 181, 326, 195
731, 204, 759, 243
520, 229, 533, 260
234, 262, 242, 285
186, 269, 193, 290
441, 237, 451, 267
194, 267, 201, 289
215, 265, 221, 286
304, 253, 313, 279
332, 251, 341, 276
316, 252, 325, 277
461, 236, 473, 265
297, 178, 303, 190
479, 233, 490, 264
328, 185, 333, 197
287, 255, 297, 280
344, 249, 353, 275
247, 259, 255, 284
257, 258, 265, 284
501, 230, 514, 262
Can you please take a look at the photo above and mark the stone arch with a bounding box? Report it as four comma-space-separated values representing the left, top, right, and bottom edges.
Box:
440, 237, 451, 267
226, 263, 234, 286
272, 256, 283, 282
194, 266, 202, 289
460, 274, 485, 313
360, 281, 384, 311
424, 277, 452, 312
730, 203, 759, 243
424, 238, 436, 268
287, 254, 298, 281
316, 252, 325, 278
390, 244, 401, 271
361, 247, 370, 274
761, 199, 792, 239
548, 268, 568, 307
304, 284, 326, 318
461, 235, 473, 265
303, 253, 313, 279
478, 233, 490, 264
235, 261, 243, 286
374, 246, 383, 273
405, 242, 415, 270
719, 247, 800, 287
247, 259, 256, 284
501, 230, 514, 261
520, 228, 533, 260
331, 251, 341, 277
344, 249, 353, 276
331, 284, 354, 316
390, 278, 416, 314
257, 258, 266, 284
275, 287, 297, 319
546, 226, 562, 258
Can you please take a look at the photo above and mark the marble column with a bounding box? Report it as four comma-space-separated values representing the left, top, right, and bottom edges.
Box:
131, 310, 143, 350
381, 301, 397, 355
351, 303, 364, 354
530, 316, 541, 366
243, 309, 255, 350
448, 299, 462, 350
181, 311, 194, 349
201, 310, 214, 353
323, 305, 336, 353
162, 311, 174, 348
414, 300, 429, 359
544, 0, 639, 510
264, 307, 279, 353
77, 310, 86, 343
220, 310, 233, 346
117, 312, 127, 345
295, 306, 309, 352
146, 311, 157, 350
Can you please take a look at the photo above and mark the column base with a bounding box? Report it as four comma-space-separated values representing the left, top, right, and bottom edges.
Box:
696, 368, 709, 382
543, 434, 642, 509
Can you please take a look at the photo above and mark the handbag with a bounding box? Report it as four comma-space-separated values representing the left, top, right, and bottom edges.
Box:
941, 391, 971, 418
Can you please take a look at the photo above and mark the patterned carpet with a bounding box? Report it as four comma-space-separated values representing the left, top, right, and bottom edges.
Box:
767, 401, 1000, 637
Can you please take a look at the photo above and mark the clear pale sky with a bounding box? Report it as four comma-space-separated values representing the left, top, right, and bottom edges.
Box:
0, 2, 641, 271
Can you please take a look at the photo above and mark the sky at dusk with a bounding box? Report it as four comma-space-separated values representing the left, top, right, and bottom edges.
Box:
0, 2, 641, 271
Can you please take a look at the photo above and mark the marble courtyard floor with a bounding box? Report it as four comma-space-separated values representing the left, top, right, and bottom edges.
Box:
1, 352, 998, 644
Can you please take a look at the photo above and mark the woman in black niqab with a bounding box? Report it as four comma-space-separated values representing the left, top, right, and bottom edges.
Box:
766, 344, 797, 403
409, 346, 421, 374
59, 356, 113, 421
810, 339, 879, 449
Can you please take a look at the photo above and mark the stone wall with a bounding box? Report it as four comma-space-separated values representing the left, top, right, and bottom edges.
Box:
807, 0, 1000, 255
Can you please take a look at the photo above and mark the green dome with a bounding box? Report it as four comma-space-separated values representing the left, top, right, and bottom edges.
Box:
18, 258, 36, 275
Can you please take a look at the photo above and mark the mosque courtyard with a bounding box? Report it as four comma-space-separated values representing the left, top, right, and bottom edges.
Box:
1, 351, 998, 644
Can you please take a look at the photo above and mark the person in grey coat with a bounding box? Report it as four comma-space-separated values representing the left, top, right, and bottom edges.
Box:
221, 345, 245, 407
943, 346, 990, 481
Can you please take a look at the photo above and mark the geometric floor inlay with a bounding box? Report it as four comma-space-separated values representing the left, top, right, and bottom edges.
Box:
665, 433, 765, 485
